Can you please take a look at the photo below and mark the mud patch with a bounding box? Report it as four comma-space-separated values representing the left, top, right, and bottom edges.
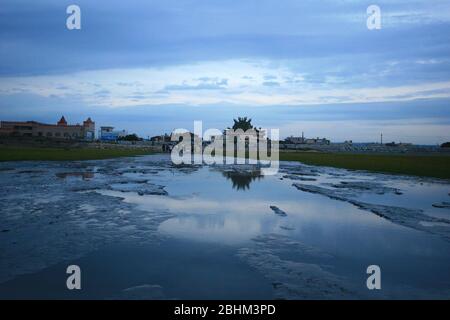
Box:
270, 206, 287, 217
112, 284, 165, 300
293, 183, 450, 241
237, 234, 354, 299
432, 202, 450, 209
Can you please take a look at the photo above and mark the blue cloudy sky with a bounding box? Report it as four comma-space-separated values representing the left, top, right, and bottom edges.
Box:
1, 0, 449, 143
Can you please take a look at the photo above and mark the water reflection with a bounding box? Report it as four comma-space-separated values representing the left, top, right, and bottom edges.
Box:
222, 169, 263, 191
81, 157, 450, 298
3, 154, 450, 299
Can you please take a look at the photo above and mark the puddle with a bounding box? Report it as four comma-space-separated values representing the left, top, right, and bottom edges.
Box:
0, 154, 449, 299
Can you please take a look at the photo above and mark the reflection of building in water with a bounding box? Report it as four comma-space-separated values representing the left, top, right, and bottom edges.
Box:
222, 169, 263, 191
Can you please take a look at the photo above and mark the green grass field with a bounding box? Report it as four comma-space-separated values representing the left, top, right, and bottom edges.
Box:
0, 147, 155, 162
1, 146, 449, 179
280, 151, 450, 179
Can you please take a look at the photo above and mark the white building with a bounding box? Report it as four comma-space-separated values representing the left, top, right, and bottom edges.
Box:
99, 126, 127, 141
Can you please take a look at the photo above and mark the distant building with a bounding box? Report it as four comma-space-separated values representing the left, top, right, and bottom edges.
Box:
285, 132, 305, 144
149, 134, 174, 152
0, 116, 95, 140
99, 126, 127, 141
285, 136, 305, 144
284, 133, 330, 145
385, 142, 412, 147
304, 137, 330, 145
150, 134, 171, 143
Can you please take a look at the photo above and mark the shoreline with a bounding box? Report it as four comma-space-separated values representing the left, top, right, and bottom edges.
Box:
1, 146, 449, 179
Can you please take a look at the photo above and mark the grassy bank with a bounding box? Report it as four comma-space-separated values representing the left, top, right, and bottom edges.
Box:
1, 146, 449, 179
0, 146, 155, 162
280, 151, 450, 179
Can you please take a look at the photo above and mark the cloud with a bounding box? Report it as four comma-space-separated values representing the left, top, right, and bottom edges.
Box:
1, 92, 449, 144
0, 0, 449, 144
93, 89, 110, 97
2, 60, 450, 107
1, 0, 449, 78
263, 75, 277, 80
262, 81, 280, 87
164, 78, 228, 91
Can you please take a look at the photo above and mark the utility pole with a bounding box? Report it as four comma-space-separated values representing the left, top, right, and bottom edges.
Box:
380, 133, 383, 145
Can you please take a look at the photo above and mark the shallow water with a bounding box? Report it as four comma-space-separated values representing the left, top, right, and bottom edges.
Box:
0, 154, 449, 299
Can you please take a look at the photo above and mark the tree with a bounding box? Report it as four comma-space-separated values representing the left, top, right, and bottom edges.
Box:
232, 117, 253, 131
118, 134, 141, 141
441, 142, 450, 148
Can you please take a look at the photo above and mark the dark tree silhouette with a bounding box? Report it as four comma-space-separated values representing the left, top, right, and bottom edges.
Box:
232, 117, 253, 131
118, 134, 142, 141
222, 170, 263, 191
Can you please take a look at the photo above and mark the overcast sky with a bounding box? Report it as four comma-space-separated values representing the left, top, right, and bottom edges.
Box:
1, 0, 449, 144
